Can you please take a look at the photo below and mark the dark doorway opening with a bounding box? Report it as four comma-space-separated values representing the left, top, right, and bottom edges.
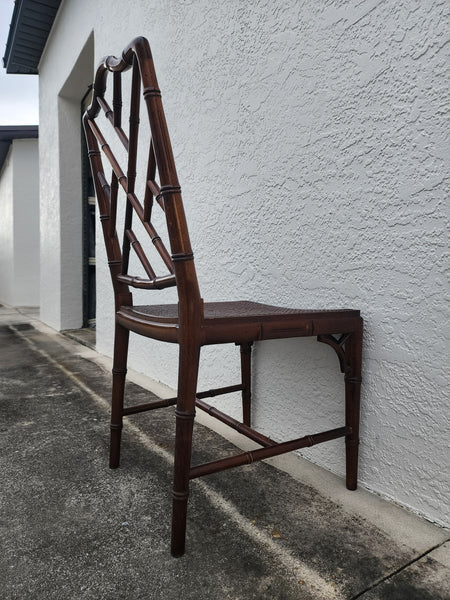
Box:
81, 87, 96, 328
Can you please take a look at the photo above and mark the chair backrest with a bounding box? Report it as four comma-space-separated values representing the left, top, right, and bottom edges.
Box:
83, 37, 202, 325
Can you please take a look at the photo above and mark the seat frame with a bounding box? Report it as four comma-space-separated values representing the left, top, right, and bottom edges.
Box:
83, 37, 363, 557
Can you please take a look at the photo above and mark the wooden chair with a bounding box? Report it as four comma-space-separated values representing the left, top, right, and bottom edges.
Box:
83, 37, 363, 557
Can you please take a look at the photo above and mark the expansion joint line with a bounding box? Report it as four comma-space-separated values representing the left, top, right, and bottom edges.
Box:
348, 538, 450, 600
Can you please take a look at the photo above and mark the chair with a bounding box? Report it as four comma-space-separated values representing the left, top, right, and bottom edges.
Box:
83, 37, 363, 557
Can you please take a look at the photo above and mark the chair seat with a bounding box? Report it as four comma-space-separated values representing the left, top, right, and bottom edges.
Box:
117, 301, 360, 344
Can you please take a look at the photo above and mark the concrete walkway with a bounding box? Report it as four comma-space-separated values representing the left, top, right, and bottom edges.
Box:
0, 305, 448, 600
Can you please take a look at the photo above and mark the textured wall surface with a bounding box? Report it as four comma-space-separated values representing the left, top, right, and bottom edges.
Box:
11, 139, 40, 306
39, 0, 449, 526
38, 24, 94, 329
0, 149, 14, 304
0, 140, 39, 306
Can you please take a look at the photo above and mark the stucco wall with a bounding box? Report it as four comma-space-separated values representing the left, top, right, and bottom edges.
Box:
0, 148, 14, 304
38, 27, 94, 330
12, 139, 40, 306
38, 0, 449, 526
0, 139, 39, 306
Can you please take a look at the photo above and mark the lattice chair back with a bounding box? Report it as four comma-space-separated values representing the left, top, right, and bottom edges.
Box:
83, 37, 202, 319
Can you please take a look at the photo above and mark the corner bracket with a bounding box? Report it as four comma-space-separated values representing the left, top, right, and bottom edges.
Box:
317, 333, 352, 374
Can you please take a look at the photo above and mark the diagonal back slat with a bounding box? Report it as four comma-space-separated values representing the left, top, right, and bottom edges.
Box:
125, 228, 157, 280
147, 179, 165, 210
143, 138, 156, 221
97, 96, 129, 151
88, 115, 175, 276
88, 118, 127, 183
96, 170, 111, 220
126, 191, 174, 273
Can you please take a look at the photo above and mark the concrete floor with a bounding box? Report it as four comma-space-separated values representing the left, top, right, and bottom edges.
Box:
0, 304, 449, 600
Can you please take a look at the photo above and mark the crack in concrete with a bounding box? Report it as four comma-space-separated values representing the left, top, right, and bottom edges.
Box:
348, 538, 450, 599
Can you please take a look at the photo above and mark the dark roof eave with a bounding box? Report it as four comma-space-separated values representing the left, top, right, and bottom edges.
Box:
0, 125, 39, 141
3, 0, 62, 74
0, 125, 38, 172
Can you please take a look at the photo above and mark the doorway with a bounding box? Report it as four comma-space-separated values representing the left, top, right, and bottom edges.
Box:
81, 87, 96, 328
56, 32, 94, 331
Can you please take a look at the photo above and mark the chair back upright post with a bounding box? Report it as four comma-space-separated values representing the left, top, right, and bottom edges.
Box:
82, 37, 203, 334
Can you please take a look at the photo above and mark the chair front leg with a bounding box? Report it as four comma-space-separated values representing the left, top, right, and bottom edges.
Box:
345, 319, 363, 490
110, 322, 130, 469
171, 343, 201, 557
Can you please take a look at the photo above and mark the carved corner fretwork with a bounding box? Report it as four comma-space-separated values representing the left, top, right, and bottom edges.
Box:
317, 333, 352, 374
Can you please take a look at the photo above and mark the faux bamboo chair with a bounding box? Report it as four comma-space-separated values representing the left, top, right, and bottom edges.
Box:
83, 37, 363, 557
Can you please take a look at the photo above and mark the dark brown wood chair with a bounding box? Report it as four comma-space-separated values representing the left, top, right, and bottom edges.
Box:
83, 37, 363, 557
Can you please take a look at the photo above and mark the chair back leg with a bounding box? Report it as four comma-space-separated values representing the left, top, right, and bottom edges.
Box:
345, 319, 363, 490
110, 323, 130, 469
171, 343, 201, 557
240, 342, 253, 427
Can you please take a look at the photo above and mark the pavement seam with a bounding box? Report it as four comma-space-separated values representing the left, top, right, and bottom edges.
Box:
347, 538, 450, 599
10, 324, 343, 600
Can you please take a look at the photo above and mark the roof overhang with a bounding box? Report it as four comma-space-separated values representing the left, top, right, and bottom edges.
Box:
3, 0, 62, 74
0, 124, 38, 171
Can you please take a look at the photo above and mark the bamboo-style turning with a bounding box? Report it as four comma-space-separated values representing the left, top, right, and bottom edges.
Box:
189, 427, 349, 479
195, 397, 276, 447
83, 36, 363, 558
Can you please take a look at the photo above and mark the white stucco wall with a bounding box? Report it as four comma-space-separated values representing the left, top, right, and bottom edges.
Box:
12, 139, 40, 306
0, 139, 39, 306
0, 148, 14, 304
38, 27, 94, 330
38, 0, 449, 527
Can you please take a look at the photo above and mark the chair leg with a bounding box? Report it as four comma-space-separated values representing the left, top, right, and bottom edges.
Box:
240, 342, 253, 426
345, 319, 363, 490
171, 343, 201, 557
110, 322, 130, 469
